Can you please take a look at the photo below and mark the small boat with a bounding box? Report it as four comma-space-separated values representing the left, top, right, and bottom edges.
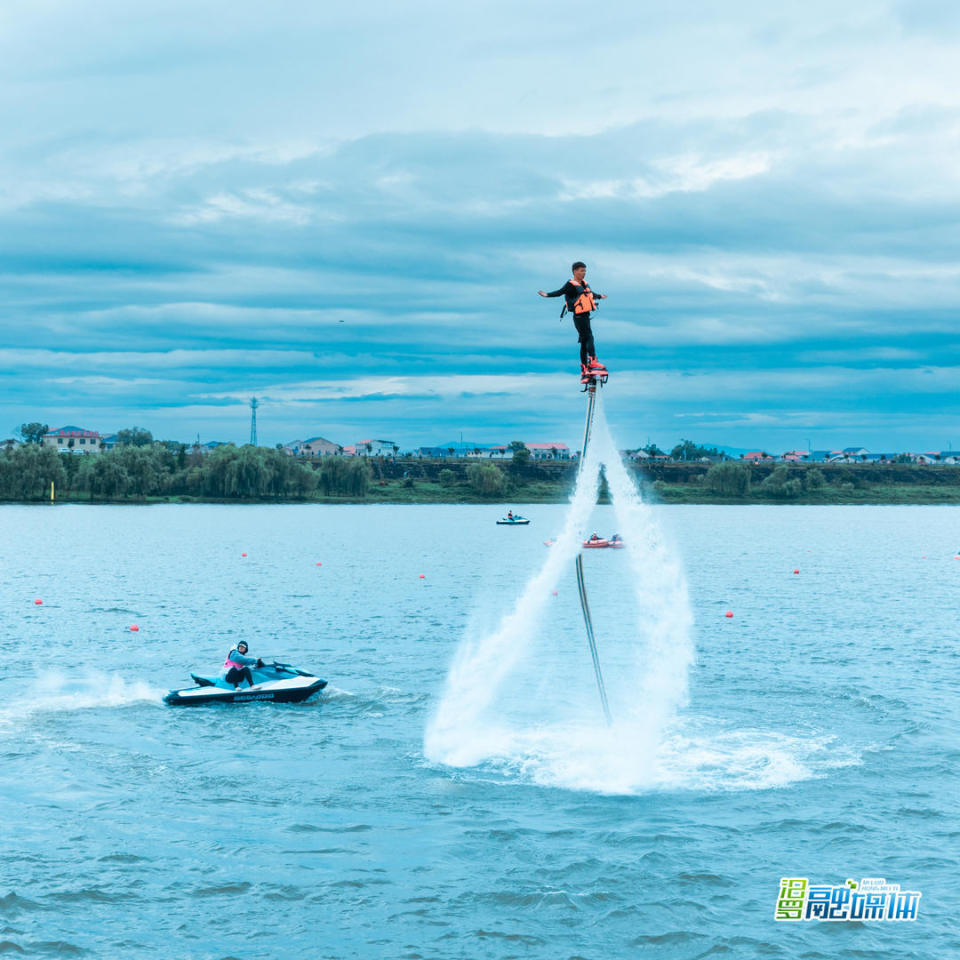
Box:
496, 515, 530, 525
164, 660, 327, 706
583, 534, 610, 548
583, 534, 625, 548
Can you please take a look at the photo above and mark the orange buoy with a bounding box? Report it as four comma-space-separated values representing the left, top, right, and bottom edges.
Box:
129, 624, 139, 632
724, 610, 733, 618
34, 598, 43, 605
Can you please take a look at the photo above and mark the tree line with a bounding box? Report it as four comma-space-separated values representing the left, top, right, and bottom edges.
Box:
0, 436, 372, 501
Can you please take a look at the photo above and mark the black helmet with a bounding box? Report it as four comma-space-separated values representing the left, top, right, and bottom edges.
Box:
237, 641, 249, 653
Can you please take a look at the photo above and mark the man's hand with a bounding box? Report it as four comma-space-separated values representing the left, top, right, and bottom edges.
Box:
537, 290, 548, 297
598, 294, 607, 299
256, 658, 264, 668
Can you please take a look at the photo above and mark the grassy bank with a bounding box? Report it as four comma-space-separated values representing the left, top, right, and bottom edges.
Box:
5, 458, 960, 505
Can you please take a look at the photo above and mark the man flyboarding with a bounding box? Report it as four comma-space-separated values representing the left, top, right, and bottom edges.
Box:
540, 263, 612, 724
538, 261, 608, 381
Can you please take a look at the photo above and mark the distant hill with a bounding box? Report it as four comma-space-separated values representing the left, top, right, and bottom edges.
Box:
700, 443, 758, 457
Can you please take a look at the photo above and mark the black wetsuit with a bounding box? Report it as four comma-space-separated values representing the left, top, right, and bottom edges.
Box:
544, 281, 603, 365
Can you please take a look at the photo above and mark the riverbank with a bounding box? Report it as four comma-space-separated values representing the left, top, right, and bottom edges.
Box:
9, 475, 960, 505
4, 453, 960, 504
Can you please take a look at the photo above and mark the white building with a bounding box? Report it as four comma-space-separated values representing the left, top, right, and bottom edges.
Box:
42, 425, 104, 454
525, 442, 571, 461
354, 439, 398, 456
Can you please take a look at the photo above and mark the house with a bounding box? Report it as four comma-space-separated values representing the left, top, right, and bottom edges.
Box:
524, 442, 571, 461
939, 450, 960, 465
284, 436, 342, 457
100, 433, 119, 451
781, 450, 809, 463
842, 447, 869, 458
474, 445, 513, 459
742, 451, 772, 462
1, 438, 20, 452
42, 425, 104, 454
627, 449, 651, 461
808, 450, 833, 462
354, 439, 397, 457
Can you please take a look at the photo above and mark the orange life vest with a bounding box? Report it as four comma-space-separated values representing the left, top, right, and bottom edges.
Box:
569, 280, 597, 315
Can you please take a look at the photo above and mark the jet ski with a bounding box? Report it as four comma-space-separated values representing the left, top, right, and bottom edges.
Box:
164, 660, 327, 706
497, 514, 530, 525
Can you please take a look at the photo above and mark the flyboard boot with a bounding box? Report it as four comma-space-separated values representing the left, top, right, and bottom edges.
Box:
580, 357, 609, 388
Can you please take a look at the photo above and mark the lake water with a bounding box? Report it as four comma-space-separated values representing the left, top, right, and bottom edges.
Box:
1, 502, 957, 959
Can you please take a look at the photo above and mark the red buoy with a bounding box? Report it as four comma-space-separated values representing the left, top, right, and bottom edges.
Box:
34, 598, 43, 605
241, 552, 247, 557
552, 590, 558, 596
316, 562, 322, 566
419, 574, 425, 579
129, 624, 139, 632
793, 569, 799, 574
724, 610, 733, 618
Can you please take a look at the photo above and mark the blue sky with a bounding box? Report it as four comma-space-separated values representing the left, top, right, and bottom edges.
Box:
2, 0, 959, 452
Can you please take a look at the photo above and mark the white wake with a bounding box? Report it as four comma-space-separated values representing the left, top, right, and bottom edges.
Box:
425, 394, 704, 793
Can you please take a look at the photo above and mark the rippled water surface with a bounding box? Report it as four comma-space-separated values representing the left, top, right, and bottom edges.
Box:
1, 503, 958, 959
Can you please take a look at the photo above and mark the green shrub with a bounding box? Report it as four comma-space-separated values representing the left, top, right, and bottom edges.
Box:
805, 467, 825, 490
704, 462, 751, 497
466, 462, 505, 496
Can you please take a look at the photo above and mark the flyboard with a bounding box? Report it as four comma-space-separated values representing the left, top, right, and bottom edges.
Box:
577, 363, 613, 725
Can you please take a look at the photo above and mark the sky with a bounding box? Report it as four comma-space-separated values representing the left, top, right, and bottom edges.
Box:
2, 0, 959, 453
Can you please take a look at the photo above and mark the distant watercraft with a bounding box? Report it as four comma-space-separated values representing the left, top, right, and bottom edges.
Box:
497, 515, 530, 525
582, 534, 624, 549
583, 534, 610, 548
164, 660, 327, 706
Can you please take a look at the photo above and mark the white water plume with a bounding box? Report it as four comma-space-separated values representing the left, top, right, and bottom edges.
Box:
424, 438, 604, 768
424, 394, 696, 791
591, 396, 695, 736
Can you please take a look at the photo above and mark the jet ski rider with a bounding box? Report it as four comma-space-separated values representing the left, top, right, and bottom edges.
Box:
538, 261, 608, 375
223, 641, 262, 689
